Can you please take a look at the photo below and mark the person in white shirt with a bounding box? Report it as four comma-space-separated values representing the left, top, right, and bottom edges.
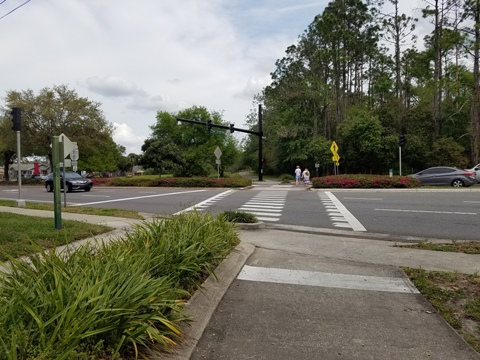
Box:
294, 165, 302, 185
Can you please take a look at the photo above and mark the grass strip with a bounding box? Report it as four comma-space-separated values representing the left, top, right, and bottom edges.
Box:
404, 267, 480, 353
0, 200, 143, 219
0, 212, 114, 262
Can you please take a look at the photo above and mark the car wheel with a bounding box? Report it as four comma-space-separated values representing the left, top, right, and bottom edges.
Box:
67, 184, 73, 192
84, 187, 91, 192
46, 183, 53, 192
452, 179, 464, 187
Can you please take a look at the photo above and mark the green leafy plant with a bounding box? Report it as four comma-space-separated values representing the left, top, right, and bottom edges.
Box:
0, 212, 239, 359
279, 174, 294, 184
219, 210, 258, 223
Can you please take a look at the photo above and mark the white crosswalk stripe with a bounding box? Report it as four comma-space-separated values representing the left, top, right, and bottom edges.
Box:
238, 191, 287, 222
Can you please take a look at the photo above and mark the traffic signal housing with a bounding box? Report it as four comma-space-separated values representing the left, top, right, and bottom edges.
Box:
398, 134, 406, 147
229, 123, 234, 133
11, 107, 21, 131
207, 120, 212, 133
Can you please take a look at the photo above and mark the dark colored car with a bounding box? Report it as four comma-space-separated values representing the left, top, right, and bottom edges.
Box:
45, 172, 93, 192
409, 167, 478, 187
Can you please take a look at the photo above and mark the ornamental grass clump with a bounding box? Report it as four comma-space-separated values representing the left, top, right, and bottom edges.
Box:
219, 210, 258, 223
0, 211, 239, 359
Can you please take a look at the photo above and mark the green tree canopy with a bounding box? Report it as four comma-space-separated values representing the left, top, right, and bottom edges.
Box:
3, 85, 121, 173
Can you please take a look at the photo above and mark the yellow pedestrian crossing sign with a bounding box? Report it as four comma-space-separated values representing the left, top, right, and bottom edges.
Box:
330, 141, 340, 166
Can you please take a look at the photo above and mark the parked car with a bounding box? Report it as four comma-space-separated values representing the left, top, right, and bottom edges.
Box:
45, 172, 93, 192
465, 164, 480, 181
31, 174, 48, 180
409, 167, 478, 187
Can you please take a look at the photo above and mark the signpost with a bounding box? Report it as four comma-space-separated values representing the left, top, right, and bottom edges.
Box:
214, 146, 222, 180
330, 141, 340, 175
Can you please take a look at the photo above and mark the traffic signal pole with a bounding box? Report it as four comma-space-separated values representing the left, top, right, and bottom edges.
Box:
399, 146, 402, 176
15, 130, 25, 206
10, 107, 25, 207
177, 105, 264, 181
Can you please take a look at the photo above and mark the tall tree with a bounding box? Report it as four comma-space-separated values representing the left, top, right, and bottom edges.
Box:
4, 85, 118, 172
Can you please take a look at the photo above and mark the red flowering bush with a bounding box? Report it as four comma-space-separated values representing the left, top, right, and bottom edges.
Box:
312, 175, 419, 189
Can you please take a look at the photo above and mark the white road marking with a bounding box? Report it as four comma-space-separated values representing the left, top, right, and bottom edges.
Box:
71, 189, 208, 207
375, 208, 477, 215
323, 192, 367, 231
237, 265, 419, 294
238, 210, 281, 217
241, 204, 284, 209
237, 191, 288, 222
343, 197, 382, 200
174, 189, 236, 214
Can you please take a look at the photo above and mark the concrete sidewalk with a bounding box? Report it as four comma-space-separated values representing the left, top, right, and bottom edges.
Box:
1, 206, 480, 359
179, 228, 480, 360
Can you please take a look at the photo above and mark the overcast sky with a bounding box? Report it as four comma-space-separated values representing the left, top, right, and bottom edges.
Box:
1, 0, 425, 155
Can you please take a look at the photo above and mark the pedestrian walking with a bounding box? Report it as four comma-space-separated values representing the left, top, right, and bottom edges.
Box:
295, 165, 302, 185
302, 168, 310, 185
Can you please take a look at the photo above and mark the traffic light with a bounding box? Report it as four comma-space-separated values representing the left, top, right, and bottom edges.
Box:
10, 107, 21, 131
207, 120, 212, 133
229, 123, 234, 133
398, 134, 406, 147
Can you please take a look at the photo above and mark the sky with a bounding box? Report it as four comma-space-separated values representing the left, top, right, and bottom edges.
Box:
0, 0, 426, 155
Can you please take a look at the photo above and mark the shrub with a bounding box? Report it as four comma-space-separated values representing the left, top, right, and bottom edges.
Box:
279, 174, 294, 184
219, 210, 258, 223
0, 212, 239, 359
312, 174, 420, 189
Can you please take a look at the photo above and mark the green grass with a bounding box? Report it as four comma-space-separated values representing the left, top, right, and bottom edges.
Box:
399, 240, 480, 254
0, 200, 144, 219
0, 212, 114, 262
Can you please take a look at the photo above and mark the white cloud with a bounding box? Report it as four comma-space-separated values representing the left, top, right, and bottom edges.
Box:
86, 76, 146, 97
0, 0, 426, 156
113, 123, 146, 154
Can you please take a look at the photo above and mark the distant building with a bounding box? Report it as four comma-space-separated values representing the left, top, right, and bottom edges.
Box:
9, 163, 50, 179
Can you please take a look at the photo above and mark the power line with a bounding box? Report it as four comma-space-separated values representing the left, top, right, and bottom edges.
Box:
0, 0, 32, 21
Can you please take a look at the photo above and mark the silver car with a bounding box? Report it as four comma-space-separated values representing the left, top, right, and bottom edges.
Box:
409, 167, 478, 187
465, 163, 480, 181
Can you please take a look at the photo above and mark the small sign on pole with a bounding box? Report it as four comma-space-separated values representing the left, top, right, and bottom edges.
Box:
214, 147, 222, 179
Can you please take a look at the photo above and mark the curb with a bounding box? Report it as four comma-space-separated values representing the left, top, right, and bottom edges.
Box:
234, 221, 266, 230
159, 242, 255, 360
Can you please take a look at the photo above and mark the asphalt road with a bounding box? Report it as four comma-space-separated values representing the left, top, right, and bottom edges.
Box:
1, 184, 480, 241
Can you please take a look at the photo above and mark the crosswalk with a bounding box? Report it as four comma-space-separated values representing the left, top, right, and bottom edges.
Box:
237, 191, 287, 222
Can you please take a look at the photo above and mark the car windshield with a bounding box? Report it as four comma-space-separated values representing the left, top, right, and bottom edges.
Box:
64, 172, 83, 179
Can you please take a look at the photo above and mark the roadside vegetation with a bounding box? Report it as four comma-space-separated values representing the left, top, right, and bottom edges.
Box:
404, 268, 480, 353
311, 174, 420, 188
0, 200, 143, 219
400, 241, 480, 353
0, 211, 239, 359
220, 210, 258, 223
0, 212, 114, 262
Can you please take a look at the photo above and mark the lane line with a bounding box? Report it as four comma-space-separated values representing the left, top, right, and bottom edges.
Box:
375, 208, 477, 215
237, 265, 419, 294
343, 197, 382, 200
325, 192, 367, 232
71, 189, 208, 207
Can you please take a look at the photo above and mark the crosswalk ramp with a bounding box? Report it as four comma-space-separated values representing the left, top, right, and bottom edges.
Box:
238, 191, 287, 222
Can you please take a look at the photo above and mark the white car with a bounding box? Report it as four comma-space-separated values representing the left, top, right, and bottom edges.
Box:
465, 164, 480, 181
